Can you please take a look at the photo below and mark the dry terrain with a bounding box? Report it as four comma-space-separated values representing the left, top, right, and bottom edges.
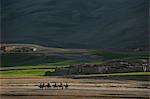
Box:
0, 76, 149, 99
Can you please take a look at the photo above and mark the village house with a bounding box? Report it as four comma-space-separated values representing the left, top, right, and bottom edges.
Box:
45, 59, 149, 76
1, 46, 37, 53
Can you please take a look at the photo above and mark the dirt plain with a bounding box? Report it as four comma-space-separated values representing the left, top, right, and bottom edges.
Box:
0, 76, 150, 99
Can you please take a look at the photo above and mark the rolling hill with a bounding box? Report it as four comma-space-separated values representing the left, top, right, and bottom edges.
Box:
1, 44, 148, 67
1, 0, 148, 50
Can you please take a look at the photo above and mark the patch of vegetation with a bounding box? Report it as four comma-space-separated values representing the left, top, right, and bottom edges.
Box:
1, 53, 67, 67
1, 53, 103, 67
91, 50, 148, 60
0, 65, 67, 71
54, 60, 86, 64
77, 72, 150, 77
0, 69, 55, 77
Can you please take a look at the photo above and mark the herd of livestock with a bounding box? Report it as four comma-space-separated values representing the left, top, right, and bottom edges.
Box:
38, 82, 69, 89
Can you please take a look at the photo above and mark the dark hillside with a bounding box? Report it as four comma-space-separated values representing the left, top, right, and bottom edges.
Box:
1, 0, 148, 50
1, 50, 148, 67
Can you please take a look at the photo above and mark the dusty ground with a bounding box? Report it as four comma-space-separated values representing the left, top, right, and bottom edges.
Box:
0, 76, 150, 99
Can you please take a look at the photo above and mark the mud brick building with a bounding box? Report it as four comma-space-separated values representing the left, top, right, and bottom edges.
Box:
45, 59, 149, 76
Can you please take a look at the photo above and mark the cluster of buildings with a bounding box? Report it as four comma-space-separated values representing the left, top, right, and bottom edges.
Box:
45, 59, 149, 76
0, 46, 37, 53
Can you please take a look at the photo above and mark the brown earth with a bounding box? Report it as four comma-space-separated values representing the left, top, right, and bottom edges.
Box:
0, 76, 149, 99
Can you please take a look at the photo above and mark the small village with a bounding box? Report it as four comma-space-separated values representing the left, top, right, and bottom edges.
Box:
45, 59, 149, 76
0, 45, 37, 53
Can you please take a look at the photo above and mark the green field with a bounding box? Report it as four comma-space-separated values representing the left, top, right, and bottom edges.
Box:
0, 65, 62, 77
91, 50, 148, 60
0, 69, 55, 77
76, 72, 150, 77
0, 65, 67, 70
1, 70, 149, 77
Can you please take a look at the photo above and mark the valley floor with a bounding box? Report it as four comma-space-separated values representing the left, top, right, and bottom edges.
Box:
0, 76, 149, 99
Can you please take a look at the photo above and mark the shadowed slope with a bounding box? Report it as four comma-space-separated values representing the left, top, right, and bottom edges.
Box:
1, 0, 148, 49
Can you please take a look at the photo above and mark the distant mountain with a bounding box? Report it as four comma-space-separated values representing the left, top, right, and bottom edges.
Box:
1, 0, 148, 50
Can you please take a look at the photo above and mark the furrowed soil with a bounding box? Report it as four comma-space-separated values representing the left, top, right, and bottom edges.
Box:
0, 76, 149, 99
